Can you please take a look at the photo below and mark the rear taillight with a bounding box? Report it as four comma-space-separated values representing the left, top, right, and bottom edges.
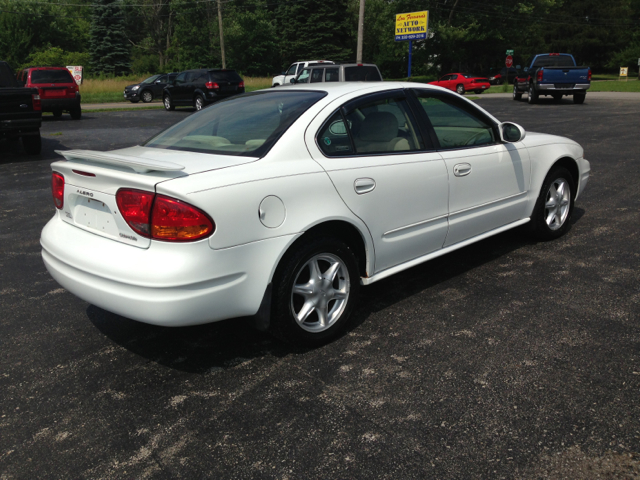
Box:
151, 195, 214, 241
588, 68, 592, 81
537, 69, 543, 81
52, 172, 64, 209
238, 81, 244, 88
115, 189, 214, 242
32, 94, 41, 111
116, 189, 154, 236
205, 81, 219, 90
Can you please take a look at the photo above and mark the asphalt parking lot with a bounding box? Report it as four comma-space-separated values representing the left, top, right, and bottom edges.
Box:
1, 94, 639, 479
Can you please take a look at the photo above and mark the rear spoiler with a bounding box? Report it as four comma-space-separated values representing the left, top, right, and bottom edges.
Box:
55, 149, 185, 173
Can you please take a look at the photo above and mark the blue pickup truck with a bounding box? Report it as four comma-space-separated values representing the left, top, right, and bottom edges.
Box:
513, 53, 591, 104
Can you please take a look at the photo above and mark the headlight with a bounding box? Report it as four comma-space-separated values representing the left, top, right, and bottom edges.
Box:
132, 86, 139, 91
489, 76, 495, 80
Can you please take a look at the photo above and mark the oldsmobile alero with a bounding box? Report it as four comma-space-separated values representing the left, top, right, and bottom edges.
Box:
40, 82, 590, 345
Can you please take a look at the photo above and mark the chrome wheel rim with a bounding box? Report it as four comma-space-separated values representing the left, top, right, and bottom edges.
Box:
164, 97, 171, 109
142, 91, 152, 102
456, 85, 464, 94
195, 97, 203, 110
290, 253, 350, 333
544, 177, 571, 230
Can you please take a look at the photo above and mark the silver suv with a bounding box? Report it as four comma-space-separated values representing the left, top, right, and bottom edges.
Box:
292, 64, 382, 84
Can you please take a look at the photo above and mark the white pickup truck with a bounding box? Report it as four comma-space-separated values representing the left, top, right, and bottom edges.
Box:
272, 60, 334, 87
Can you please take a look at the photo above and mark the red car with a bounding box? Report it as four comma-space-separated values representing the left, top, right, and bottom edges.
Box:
16, 66, 81, 119
428, 73, 490, 95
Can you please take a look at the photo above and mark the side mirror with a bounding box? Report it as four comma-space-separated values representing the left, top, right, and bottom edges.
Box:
523, 67, 529, 72
499, 122, 526, 143
290, 78, 297, 84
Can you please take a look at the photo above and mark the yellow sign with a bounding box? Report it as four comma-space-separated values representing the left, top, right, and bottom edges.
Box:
395, 11, 428, 42
620, 67, 628, 76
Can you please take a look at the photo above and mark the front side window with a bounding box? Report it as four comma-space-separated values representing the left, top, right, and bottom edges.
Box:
145, 90, 326, 157
413, 91, 496, 149
297, 68, 311, 83
174, 72, 187, 85
286, 64, 297, 76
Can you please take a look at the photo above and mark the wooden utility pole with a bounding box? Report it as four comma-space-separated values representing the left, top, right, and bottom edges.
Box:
218, 0, 226, 69
356, 0, 365, 63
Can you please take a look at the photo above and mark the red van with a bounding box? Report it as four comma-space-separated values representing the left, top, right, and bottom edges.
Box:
17, 66, 82, 119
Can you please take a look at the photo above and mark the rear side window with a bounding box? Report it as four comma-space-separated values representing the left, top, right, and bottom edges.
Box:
325, 68, 339, 82
344, 67, 381, 82
310, 69, 324, 83
413, 92, 496, 149
209, 71, 242, 83
317, 112, 353, 156
30, 69, 73, 84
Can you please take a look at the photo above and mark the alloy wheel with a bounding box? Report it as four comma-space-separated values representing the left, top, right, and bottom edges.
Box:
544, 178, 571, 230
290, 253, 350, 333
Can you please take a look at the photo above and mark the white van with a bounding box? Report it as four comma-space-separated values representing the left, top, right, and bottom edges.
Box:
271, 60, 334, 87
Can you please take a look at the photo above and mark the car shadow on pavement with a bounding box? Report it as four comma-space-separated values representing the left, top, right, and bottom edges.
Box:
87, 209, 585, 374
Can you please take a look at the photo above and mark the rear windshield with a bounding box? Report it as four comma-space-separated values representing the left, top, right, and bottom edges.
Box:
209, 71, 242, 83
144, 90, 327, 157
531, 55, 576, 68
31, 69, 74, 84
344, 66, 381, 81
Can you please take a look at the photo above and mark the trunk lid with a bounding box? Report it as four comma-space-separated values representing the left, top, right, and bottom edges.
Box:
52, 147, 258, 248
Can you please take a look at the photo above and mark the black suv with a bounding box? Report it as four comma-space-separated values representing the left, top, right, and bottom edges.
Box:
124, 73, 177, 103
163, 69, 245, 111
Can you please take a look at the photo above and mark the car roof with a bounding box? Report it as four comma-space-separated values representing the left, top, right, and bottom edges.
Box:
269, 81, 442, 96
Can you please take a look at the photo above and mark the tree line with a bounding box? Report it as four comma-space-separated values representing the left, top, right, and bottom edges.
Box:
1, 0, 639, 78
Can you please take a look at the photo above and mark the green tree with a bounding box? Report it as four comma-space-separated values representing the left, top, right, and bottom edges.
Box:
90, 0, 130, 75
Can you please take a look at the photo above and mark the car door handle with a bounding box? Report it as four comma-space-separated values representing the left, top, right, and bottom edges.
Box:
453, 163, 472, 177
354, 178, 376, 194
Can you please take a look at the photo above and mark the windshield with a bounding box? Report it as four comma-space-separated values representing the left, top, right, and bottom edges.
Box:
144, 90, 327, 157
141, 74, 161, 84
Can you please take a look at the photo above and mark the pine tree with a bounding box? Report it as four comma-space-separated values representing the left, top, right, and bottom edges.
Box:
89, 0, 130, 75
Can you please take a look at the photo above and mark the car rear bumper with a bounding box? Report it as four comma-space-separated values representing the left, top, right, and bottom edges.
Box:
40, 214, 295, 326
41, 97, 81, 111
537, 83, 591, 91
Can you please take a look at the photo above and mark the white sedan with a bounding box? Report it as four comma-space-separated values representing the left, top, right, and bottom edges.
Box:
41, 82, 590, 345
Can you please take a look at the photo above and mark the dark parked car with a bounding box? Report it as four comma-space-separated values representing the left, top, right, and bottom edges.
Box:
163, 69, 245, 111
488, 67, 521, 85
0, 61, 42, 154
124, 73, 177, 103
17, 66, 81, 119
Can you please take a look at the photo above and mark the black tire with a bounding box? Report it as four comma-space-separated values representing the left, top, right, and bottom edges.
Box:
527, 84, 538, 104
130, 99, 140, 104
22, 133, 41, 155
270, 237, 360, 346
163, 95, 174, 111
573, 93, 586, 104
70, 106, 81, 120
513, 83, 522, 101
528, 166, 575, 241
456, 84, 465, 95
52, 109, 63, 118
141, 90, 153, 103
272, 83, 279, 87
552, 93, 562, 103
194, 94, 204, 111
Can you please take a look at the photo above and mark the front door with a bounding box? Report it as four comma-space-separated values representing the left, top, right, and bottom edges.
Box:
411, 89, 530, 246
307, 90, 449, 274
